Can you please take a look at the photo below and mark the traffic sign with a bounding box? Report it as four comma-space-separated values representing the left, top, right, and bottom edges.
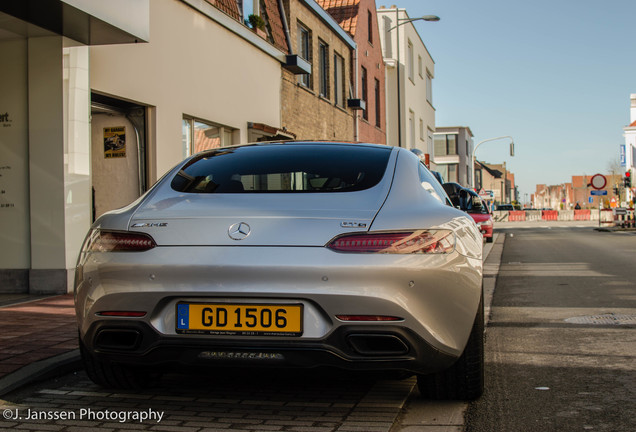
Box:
590, 190, 607, 196
590, 174, 607, 190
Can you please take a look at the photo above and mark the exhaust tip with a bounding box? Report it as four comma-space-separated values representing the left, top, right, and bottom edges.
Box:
347, 334, 409, 356
95, 329, 142, 351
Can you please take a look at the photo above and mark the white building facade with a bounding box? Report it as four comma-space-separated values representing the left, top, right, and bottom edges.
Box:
622, 94, 636, 202
89, 0, 285, 217
376, 6, 436, 164
0, 0, 289, 294
0, 0, 150, 294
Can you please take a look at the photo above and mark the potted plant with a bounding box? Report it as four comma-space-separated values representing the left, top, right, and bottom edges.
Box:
247, 14, 267, 38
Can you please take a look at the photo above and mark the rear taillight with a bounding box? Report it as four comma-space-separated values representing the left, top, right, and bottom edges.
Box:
85, 230, 156, 252
336, 315, 403, 322
96, 311, 147, 317
327, 230, 454, 254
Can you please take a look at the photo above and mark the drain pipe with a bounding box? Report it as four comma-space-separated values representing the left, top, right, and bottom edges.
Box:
277, 0, 293, 54
353, 49, 359, 143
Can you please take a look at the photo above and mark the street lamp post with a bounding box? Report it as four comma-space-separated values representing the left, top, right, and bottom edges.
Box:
472, 135, 515, 189
388, 11, 440, 148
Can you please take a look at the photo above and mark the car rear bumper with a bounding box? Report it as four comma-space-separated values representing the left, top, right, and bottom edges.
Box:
480, 226, 493, 238
75, 246, 482, 361
82, 319, 457, 375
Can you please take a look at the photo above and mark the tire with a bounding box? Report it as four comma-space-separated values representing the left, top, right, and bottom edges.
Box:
79, 338, 154, 389
486, 236, 493, 243
417, 293, 484, 400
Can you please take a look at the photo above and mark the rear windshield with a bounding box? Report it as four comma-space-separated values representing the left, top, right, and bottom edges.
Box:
170, 144, 392, 193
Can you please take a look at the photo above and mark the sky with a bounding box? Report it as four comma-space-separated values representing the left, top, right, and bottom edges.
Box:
384, 0, 636, 202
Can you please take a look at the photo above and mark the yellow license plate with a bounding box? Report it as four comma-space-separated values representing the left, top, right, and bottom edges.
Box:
176, 303, 303, 336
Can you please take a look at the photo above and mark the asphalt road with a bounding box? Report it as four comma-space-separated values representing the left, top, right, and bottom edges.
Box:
466, 226, 636, 432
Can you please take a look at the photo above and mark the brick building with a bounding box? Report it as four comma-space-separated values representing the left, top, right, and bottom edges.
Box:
476, 161, 516, 205
278, 0, 358, 141
317, 0, 386, 144
535, 174, 625, 210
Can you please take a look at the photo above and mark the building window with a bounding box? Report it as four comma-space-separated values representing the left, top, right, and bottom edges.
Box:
427, 130, 433, 155
409, 110, 415, 148
374, 78, 381, 127
426, 70, 433, 104
434, 134, 458, 157
418, 55, 422, 78
419, 119, 424, 141
367, 10, 374, 45
383, 16, 392, 58
361, 66, 368, 121
448, 164, 458, 182
182, 116, 236, 158
407, 40, 414, 82
298, 23, 311, 87
334, 52, 344, 107
319, 41, 329, 98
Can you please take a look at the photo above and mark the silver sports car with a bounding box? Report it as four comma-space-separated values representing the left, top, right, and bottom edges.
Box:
75, 142, 484, 400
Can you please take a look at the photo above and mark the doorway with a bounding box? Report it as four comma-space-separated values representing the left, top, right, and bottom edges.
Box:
90, 93, 147, 221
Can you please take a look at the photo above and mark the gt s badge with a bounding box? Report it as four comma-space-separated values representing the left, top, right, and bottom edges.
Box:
340, 221, 367, 228
131, 222, 168, 228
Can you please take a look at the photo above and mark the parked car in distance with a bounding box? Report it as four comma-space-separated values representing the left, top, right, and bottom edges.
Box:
442, 183, 493, 243
75, 142, 484, 400
495, 203, 515, 211
465, 191, 493, 243
441, 182, 466, 209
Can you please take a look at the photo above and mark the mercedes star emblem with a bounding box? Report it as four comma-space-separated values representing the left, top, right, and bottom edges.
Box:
228, 222, 251, 240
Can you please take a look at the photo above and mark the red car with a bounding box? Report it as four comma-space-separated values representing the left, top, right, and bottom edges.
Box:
466, 194, 493, 243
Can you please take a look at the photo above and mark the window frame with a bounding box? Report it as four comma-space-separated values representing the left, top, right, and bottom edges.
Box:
433, 134, 459, 157
368, 10, 373, 44
333, 51, 345, 107
361, 66, 368, 121
408, 110, 415, 148
374, 77, 381, 128
426, 69, 433, 104
448, 164, 458, 183
318, 40, 329, 98
297, 22, 312, 88
182, 115, 237, 158
407, 39, 414, 82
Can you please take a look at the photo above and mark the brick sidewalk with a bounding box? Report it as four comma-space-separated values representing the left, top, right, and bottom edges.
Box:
0, 294, 77, 379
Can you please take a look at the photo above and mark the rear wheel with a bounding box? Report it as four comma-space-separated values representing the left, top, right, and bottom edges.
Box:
417, 293, 484, 400
486, 235, 493, 243
80, 338, 155, 389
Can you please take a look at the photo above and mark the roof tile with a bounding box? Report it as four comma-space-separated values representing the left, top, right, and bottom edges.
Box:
206, 0, 241, 21
316, 0, 360, 36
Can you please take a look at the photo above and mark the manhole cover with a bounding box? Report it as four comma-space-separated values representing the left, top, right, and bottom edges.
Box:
565, 314, 636, 325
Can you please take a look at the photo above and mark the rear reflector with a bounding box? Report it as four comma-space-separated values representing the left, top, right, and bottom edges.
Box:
96, 311, 147, 317
86, 230, 156, 252
336, 315, 403, 322
327, 230, 454, 254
